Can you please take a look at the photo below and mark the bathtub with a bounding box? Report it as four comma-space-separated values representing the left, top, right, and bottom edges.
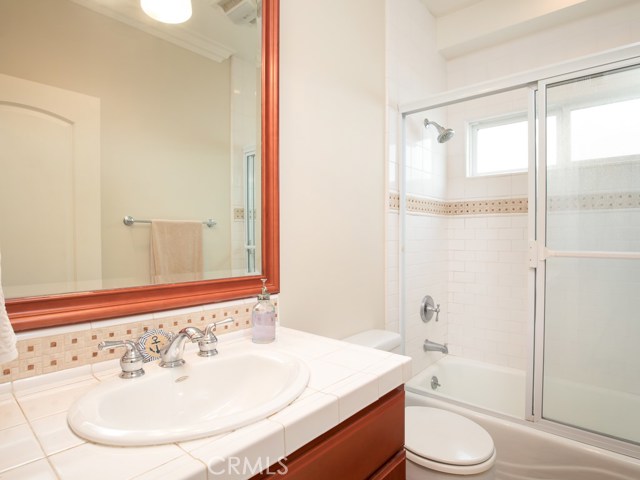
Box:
405, 356, 640, 480
406, 355, 526, 418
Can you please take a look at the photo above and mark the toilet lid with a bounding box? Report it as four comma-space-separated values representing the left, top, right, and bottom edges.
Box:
405, 407, 495, 466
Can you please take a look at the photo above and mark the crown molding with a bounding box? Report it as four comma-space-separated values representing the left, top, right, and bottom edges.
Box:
71, 0, 235, 62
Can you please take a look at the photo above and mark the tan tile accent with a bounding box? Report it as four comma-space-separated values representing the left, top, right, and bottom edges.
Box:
388, 193, 528, 216
18, 338, 42, 359
18, 358, 42, 379
388, 193, 400, 210
2, 298, 259, 384
233, 207, 245, 220
548, 191, 640, 211
390, 191, 640, 215
446, 198, 528, 215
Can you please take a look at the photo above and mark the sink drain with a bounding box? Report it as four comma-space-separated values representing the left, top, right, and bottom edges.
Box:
175, 375, 189, 383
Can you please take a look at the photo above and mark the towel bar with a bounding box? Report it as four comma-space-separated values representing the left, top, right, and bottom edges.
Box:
123, 216, 216, 228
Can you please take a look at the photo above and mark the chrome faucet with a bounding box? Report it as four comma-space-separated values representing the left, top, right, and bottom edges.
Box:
423, 339, 448, 354
98, 340, 145, 378
159, 327, 204, 368
159, 318, 236, 367
196, 317, 235, 357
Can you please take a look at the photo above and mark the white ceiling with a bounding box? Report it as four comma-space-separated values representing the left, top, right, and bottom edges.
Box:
420, 0, 639, 58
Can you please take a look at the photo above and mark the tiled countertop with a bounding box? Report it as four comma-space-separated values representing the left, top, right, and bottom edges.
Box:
0, 327, 411, 480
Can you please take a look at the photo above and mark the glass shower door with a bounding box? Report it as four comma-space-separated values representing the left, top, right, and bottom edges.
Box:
541, 63, 640, 445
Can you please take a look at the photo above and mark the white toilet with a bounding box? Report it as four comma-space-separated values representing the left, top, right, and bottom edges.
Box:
343, 330, 496, 479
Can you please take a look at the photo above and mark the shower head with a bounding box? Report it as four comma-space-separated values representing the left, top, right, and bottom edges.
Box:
424, 118, 455, 143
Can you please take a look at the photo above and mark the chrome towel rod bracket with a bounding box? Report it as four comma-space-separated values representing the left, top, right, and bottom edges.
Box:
123, 216, 217, 228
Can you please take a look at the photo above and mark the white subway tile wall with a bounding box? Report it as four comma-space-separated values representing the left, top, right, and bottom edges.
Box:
391, 195, 529, 372
386, 212, 400, 334
404, 212, 449, 374
447, 214, 528, 370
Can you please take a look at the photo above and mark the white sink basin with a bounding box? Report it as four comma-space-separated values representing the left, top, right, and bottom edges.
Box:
68, 348, 309, 446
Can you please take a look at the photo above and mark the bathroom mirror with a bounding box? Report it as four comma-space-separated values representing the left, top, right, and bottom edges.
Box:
1, 0, 279, 331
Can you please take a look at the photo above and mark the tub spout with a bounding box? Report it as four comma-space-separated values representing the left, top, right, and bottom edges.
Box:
423, 339, 448, 354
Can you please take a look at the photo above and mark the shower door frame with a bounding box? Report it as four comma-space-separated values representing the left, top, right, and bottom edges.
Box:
532, 57, 640, 459
398, 43, 640, 460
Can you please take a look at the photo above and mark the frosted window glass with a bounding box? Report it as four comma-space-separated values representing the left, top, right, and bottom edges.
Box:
571, 99, 640, 161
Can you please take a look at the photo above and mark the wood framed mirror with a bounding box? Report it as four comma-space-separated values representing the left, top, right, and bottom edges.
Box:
4, 0, 279, 332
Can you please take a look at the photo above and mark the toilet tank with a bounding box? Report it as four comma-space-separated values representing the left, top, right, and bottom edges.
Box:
343, 329, 401, 353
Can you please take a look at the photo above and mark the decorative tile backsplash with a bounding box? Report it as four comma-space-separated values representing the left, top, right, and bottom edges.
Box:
1, 297, 273, 384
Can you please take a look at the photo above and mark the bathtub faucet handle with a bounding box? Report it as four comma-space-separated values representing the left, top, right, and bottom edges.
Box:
420, 295, 440, 322
431, 303, 440, 322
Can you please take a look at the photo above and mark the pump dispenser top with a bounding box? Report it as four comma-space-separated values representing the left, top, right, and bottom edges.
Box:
258, 279, 270, 300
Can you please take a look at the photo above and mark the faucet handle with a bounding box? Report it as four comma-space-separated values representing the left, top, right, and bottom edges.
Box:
204, 317, 235, 336
98, 340, 145, 379
431, 303, 441, 322
420, 295, 441, 323
198, 317, 235, 357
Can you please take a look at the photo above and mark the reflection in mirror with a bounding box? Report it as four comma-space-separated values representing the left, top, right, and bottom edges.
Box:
0, 0, 262, 299
0, 0, 280, 331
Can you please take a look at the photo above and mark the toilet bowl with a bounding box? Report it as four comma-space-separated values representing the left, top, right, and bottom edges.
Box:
405, 406, 495, 479
343, 330, 496, 479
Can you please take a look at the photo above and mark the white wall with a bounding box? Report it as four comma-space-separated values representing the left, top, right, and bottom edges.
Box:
446, 1, 640, 89
278, 0, 387, 338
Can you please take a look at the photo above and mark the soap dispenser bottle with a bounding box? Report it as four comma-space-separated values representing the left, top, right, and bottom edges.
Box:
252, 279, 276, 343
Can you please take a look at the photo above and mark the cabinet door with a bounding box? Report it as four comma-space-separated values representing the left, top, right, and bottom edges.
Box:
370, 451, 406, 480
253, 387, 405, 480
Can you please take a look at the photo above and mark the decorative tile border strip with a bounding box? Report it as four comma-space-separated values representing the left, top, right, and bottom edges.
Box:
406, 196, 448, 215
390, 191, 640, 215
547, 192, 640, 211
1, 298, 272, 384
388, 193, 528, 216
447, 198, 528, 215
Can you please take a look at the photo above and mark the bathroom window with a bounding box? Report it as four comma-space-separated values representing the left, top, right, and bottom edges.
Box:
467, 114, 529, 176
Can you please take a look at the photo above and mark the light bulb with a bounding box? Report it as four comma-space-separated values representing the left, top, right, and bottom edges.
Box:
141, 0, 192, 24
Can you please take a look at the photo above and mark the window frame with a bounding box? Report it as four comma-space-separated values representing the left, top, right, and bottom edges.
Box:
467, 112, 530, 177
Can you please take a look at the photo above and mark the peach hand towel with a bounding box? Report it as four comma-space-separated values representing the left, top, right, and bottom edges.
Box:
150, 220, 203, 285
0, 250, 18, 364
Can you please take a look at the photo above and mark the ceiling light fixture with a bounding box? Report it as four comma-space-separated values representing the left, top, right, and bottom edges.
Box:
140, 0, 192, 24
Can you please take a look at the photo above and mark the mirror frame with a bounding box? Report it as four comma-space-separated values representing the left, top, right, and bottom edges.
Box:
7, 0, 279, 332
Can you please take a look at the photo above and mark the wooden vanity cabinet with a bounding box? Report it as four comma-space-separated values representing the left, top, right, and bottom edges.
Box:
252, 386, 405, 480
